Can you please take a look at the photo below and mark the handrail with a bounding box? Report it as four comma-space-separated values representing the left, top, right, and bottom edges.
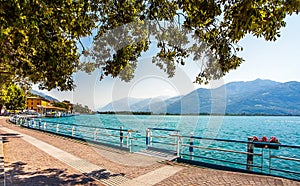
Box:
270, 155, 300, 162
35, 119, 134, 132
180, 135, 250, 144
152, 140, 177, 146
180, 153, 263, 169
148, 128, 179, 132
13, 118, 137, 152
151, 135, 170, 139
270, 167, 300, 175
9, 118, 299, 181
181, 144, 262, 156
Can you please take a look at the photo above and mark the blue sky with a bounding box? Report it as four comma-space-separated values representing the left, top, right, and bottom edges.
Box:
35, 14, 300, 110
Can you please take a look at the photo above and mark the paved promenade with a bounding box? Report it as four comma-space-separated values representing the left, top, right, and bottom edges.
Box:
0, 117, 299, 186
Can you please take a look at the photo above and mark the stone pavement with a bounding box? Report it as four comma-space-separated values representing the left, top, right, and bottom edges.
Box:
0, 117, 299, 186
0, 125, 183, 186
122, 165, 183, 186
0, 137, 4, 186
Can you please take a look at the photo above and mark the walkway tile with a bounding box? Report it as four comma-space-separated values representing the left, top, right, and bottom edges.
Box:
122, 165, 183, 186
0, 126, 130, 186
1, 125, 182, 186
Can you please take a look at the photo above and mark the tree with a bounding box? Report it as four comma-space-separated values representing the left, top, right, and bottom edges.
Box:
1, 1, 299, 90
0, 84, 26, 112
53, 102, 68, 110
81, 0, 300, 84
72, 103, 93, 114
0, 0, 97, 90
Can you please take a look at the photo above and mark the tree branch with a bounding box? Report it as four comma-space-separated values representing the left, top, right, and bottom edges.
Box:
77, 37, 86, 51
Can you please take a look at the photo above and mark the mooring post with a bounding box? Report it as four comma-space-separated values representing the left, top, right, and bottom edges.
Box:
120, 126, 124, 148
247, 137, 254, 171
146, 128, 150, 146
44, 122, 47, 130
189, 132, 194, 160
38, 119, 41, 130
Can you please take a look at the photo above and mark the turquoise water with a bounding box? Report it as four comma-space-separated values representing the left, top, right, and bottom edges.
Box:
42, 114, 300, 145
40, 114, 300, 180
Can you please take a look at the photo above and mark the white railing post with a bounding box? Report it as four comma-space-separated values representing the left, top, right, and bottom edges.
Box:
120, 126, 124, 148
150, 129, 152, 146
175, 131, 178, 152
176, 133, 181, 157
72, 126, 75, 137
31, 119, 34, 128
247, 137, 254, 171
189, 132, 194, 160
126, 132, 129, 149
146, 128, 150, 146
129, 132, 132, 152
25, 119, 29, 127
56, 124, 59, 133
94, 128, 98, 141
33, 119, 36, 128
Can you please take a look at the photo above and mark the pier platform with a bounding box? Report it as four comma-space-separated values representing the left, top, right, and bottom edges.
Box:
0, 117, 299, 186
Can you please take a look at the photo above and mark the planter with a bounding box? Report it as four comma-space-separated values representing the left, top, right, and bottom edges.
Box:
253, 142, 280, 150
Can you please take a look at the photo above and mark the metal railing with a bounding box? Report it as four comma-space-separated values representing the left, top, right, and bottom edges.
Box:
269, 144, 300, 179
10, 117, 138, 152
145, 128, 300, 181
8, 116, 300, 181
146, 128, 180, 155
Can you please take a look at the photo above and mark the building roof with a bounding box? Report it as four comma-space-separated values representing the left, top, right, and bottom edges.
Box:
27, 97, 49, 102
37, 105, 67, 111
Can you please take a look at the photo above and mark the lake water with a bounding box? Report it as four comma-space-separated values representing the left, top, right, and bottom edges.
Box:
40, 114, 300, 180
42, 114, 300, 144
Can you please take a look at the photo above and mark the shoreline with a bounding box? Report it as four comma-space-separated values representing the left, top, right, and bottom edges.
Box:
1, 117, 299, 185
96, 112, 300, 117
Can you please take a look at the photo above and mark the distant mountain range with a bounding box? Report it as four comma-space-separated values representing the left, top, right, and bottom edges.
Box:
99, 79, 300, 115
30, 90, 59, 102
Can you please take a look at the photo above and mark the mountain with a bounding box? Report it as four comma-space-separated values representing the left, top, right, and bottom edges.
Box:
30, 90, 59, 102
138, 96, 181, 113
100, 97, 146, 112
99, 96, 180, 113
98, 79, 300, 115
225, 81, 300, 115
167, 79, 300, 115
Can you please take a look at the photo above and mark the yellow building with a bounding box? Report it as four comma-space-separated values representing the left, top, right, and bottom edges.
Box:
26, 97, 71, 117
26, 97, 50, 111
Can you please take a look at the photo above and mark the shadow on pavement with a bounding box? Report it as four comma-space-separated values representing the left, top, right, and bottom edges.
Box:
0, 133, 21, 143
86, 169, 125, 180
5, 161, 98, 186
